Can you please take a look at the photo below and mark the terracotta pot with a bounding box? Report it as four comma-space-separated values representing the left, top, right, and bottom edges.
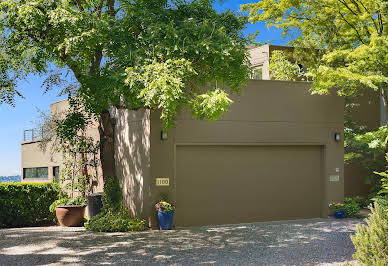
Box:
56, 206, 85, 227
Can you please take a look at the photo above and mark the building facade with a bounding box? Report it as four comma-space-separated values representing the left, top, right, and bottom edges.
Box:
20, 46, 349, 227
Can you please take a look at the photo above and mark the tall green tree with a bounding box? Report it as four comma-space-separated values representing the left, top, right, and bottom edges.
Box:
0, 0, 250, 179
242, 0, 388, 125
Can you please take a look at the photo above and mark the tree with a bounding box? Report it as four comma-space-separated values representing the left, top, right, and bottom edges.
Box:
242, 0, 388, 125
0, 0, 250, 179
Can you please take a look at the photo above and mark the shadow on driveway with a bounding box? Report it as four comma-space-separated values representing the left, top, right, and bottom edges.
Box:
0, 218, 362, 265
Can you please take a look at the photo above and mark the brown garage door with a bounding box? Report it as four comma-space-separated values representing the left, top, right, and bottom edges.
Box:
175, 145, 322, 227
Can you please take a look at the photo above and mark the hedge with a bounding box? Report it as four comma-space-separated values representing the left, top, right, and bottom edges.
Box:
0, 182, 61, 228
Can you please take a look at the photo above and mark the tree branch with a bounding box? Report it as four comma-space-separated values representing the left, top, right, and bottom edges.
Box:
75, 0, 84, 11
378, 11, 384, 36
96, 0, 104, 17
355, 0, 380, 35
107, 0, 116, 17
337, 1, 365, 44
338, 0, 358, 16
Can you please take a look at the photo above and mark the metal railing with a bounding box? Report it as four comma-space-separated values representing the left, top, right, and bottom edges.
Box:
23, 129, 43, 142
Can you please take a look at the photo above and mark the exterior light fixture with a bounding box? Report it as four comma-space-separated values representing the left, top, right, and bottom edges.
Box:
334, 132, 341, 142
161, 131, 168, 140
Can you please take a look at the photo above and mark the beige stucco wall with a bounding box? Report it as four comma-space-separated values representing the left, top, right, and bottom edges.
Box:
251, 45, 382, 198
344, 89, 383, 197
112, 108, 152, 225
135, 80, 344, 227
249, 45, 270, 79
21, 99, 103, 193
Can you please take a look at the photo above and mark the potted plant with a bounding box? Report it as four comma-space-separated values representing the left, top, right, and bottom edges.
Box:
50, 196, 87, 226
49, 134, 100, 226
155, 201, 175, 230
329, 202, 346, 218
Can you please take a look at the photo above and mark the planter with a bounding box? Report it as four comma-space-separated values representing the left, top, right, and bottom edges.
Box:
334, 211, 345, 219
56, 206, 86, 227
158, 211, 174, 230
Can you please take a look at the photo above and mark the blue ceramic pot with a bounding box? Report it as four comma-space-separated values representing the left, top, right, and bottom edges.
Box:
158, 211, 174, 230
334, 211, 345, 219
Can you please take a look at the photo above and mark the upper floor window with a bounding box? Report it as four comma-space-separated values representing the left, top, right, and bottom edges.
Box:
251, 67, 263, 80
23, 167, 48, 179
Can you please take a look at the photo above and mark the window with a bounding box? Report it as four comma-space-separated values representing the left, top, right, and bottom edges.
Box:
251, 67, 263, 80
23, 167, 48, 179
53, 166, 60, 183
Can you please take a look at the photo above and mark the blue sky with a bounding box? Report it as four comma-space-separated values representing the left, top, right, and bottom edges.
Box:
0, 0, 290, 176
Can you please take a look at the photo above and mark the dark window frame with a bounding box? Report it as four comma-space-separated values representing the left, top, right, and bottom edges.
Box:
53, 166, 60, 183
23, 167, 49, 179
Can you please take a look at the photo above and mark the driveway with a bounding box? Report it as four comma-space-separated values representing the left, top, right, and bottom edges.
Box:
0, 218, 361, 265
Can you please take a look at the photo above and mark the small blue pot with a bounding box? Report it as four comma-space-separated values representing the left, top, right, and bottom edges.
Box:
158, 211, 174, 230
334, 211, 345, 219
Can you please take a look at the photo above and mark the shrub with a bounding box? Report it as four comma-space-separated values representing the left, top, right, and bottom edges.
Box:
351, 203, 388, 265
350, 196, 371, 209
85, 208, 146, 232
85, 177, 146, 232
343, 198, 361, 217
0, 182, 61, 228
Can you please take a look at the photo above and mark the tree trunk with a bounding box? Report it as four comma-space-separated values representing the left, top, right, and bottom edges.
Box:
379, 88, 388, 126
99, 109, 116, 180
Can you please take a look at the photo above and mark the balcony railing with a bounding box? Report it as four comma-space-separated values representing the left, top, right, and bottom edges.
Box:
23, 129, 43, 142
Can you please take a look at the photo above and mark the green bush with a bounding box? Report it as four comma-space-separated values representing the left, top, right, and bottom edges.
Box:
85, 208, 146, 232
351, 203, 388, 265
0, 182, 61, 228
344, 198, 361, 217
349, 196, 371, 209
85, 177, 146, 232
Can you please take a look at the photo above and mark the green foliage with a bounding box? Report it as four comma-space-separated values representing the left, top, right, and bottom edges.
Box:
375, 163, 388, 196
125, 59, 196, 129
330, 199, 361, 217
0, 182, 61, 228
49, 196, 88, 213
243, 1, 388, 97
0, 0, 250, 129
349, 196, 371, 209
56, 132, 100, 198
55, 112, 89, 143
190, 88, 233, 122
345, 126, 388, 189
85, 177, 146, 232
84, 208, 146, 232
343, 198, 361, 218
373, 164, 388, 209
102, 176, 123, 211
351, 203, 388, 265
269, 50, 307, 81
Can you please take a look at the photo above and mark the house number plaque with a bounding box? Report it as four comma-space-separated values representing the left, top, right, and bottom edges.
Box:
156, 178, 169, 186
329, 175, 340, 182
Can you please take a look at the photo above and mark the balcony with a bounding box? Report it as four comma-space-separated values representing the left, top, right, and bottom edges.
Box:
23, 129, 43, 142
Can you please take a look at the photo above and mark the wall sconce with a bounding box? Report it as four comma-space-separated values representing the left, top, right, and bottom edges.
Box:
161, 131, 168, 140
334, 132, 341, 142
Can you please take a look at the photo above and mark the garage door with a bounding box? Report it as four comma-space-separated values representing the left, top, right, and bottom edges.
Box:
175, 145, 322, 227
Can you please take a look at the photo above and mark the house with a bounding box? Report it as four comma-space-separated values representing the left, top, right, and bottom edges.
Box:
21, 46, 346, 228
248, 44, 384, 197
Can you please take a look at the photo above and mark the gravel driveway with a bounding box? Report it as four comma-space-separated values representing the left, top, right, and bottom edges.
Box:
0, 218, 361, 266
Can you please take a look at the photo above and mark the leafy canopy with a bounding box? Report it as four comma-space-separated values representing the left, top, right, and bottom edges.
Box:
242, 0, 388, 96
0, 0, 250, 129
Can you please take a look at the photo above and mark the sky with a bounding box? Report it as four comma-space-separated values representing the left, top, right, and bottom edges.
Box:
0, 0, 290, 176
